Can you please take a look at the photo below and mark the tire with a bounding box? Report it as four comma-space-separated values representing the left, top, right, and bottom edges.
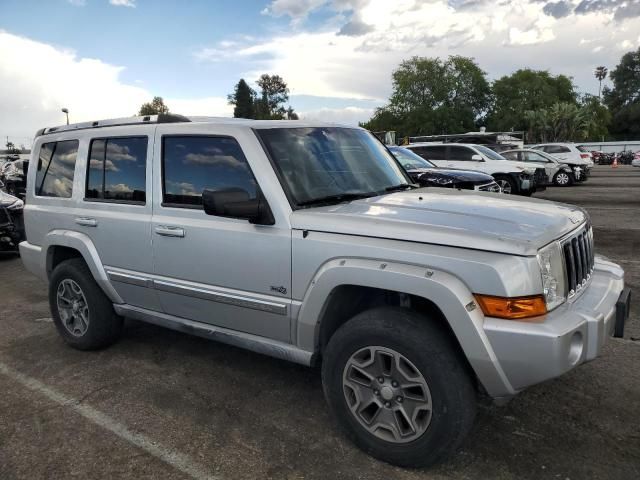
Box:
49, 258, 123, 350
493, 175, 517, 195
553, 171, 573, 186
322, 307, 476, 468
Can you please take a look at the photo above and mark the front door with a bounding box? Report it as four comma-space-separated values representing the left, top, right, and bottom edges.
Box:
447, 145, 482, 170
151, 126, 292, 343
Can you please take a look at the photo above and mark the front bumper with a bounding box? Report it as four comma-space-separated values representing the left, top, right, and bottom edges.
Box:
483, 256, 627, 394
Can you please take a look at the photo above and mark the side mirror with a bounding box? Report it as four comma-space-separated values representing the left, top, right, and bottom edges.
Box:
471, 154, 483, 161
202, 188, 275, 225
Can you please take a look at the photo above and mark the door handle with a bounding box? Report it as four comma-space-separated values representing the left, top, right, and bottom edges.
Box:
155, 225, 185, 238
75, 217, 97, 227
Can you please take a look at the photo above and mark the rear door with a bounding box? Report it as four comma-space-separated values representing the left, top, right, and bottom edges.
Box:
79, 127, 157, 310
411, 145, 447, 167
542, 145, 571, 161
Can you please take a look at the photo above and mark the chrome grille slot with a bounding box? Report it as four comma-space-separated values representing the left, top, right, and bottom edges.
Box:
562, 226, 594, 297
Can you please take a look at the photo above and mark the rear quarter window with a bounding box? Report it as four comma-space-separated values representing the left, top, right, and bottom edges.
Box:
35, 140, 79, 198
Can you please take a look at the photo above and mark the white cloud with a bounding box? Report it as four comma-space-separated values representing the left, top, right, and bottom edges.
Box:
0, 31, 230, 141
67, 0, 86, 6
109, 0, 136, 7
298, 106, 375, 125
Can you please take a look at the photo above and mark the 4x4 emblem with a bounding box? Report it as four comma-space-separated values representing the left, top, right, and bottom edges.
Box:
270, 286, 287, 295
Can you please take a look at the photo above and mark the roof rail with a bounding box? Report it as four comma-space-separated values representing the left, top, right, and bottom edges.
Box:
35, 113, 191, 137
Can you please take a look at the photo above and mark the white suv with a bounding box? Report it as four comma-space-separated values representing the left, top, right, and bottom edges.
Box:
531, 143, 594, 176
405, 143, 546, 195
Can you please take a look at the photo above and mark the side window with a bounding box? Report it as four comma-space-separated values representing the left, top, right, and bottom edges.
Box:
502, 151, 518, 161
35, 140, 79, 198
86, 137, 147, 203
421, 146, 447, 160
162, 136, 256, 208
448, 146, 475, 161
524, 151, 547, 162
545, 145, 570, 154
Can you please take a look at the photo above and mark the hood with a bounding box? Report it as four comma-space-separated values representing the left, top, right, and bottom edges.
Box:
0, 190, 22, 208
408, 168, 493, 183
290, 188, 587, 256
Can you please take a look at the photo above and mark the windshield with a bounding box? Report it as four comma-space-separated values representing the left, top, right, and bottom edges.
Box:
257, 127, 411, 208
474, 145, 507, 160
389, 147, 435, 169
576, 145, 589, 152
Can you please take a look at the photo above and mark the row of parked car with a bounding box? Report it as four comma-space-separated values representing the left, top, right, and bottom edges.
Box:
389, 141, 594, 196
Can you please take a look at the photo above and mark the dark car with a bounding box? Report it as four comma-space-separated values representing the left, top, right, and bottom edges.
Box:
0, 189, 25, 253
389, 146, 501, 192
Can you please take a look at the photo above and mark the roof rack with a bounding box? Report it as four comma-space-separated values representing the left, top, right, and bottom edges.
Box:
35, 113, 191, 137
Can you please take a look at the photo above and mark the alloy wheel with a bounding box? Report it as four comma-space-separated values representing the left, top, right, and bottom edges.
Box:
342, 346, 433, 443
496, 179, 512, 194
555, 172, 570, 185
56, 279, 90, 337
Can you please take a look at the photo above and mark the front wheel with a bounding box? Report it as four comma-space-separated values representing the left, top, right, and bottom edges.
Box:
494, 175, 517, 195
553, 171, 573, 186
322, 307, 476, 468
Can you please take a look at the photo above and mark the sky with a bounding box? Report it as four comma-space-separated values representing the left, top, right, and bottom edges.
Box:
1, 0, 639, 146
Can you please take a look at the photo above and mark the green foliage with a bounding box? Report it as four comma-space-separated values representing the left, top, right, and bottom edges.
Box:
138, 96, 170, 116
227, 79, 256, 119
604, 48, 640, 138
523, 98, 609, 143
255, 74, 290, 119
361, 55, 491, 137
227, 74, 297, 120
486, 69, 577, 132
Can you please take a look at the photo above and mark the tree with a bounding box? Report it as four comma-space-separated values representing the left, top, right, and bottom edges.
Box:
604, 48, 640, 138
227, 79, 256, 119
255, 74, 290, 119
486, 69, 577, 132
594, 66, 608, 99
286, 106, 299, 120
361, 55, 491, 138
138, 96, 170, 116
5, 141, 20, 154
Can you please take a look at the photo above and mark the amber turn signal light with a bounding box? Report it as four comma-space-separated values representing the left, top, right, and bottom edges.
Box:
474, 294, 547, 321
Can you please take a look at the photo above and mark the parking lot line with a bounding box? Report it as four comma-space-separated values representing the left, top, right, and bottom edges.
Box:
0, 361, 218, 480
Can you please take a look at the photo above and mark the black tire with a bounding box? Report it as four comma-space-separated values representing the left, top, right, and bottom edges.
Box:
322, 307, 476, 468
493, 175, 517, 195
553, 170, 574, 186
49, 258, 123, 350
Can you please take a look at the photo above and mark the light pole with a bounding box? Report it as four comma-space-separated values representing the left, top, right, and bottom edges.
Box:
61, 108, 69, 125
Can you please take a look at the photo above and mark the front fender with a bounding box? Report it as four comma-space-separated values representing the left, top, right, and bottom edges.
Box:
43, 230, 123, 304
296, 257, 515, 398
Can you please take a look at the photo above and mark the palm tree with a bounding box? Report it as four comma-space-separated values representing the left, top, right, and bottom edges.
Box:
594, 66, 608, 100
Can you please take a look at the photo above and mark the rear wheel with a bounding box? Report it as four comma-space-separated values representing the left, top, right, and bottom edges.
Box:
322, 307, 476, 468
553, 171, 573, 186
49, 258, 123, 350
494, 175, 517, 195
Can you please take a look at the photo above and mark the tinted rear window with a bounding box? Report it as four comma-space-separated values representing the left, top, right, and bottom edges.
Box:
416, 145, 447, 160
35, 140, 79, 198
86, 137, 147, 203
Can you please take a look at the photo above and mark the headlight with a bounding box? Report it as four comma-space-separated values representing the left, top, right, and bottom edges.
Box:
432, 177, 454, 185
537, 241, 567, 311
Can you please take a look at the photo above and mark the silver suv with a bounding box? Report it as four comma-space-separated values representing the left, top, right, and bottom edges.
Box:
20, 115, 630, 468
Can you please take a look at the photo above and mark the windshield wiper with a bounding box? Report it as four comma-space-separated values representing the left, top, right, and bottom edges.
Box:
384, 183, 416, 193
297, 192, 377, 207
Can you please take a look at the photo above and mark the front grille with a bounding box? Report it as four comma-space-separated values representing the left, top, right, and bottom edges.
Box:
562, 226, 594, 296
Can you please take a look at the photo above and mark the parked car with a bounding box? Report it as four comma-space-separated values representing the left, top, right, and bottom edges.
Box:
388, 146, 501, 192
530, 143, 594, 178
0, 189, 25, 253
0, 158, 29, 198
501, 149, 577, 186
19, 115, 629, 468
405, 142, 546, 195
632, 158, 640, 168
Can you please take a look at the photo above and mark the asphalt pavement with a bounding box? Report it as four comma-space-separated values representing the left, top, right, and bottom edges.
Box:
0, 165, 638, 479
